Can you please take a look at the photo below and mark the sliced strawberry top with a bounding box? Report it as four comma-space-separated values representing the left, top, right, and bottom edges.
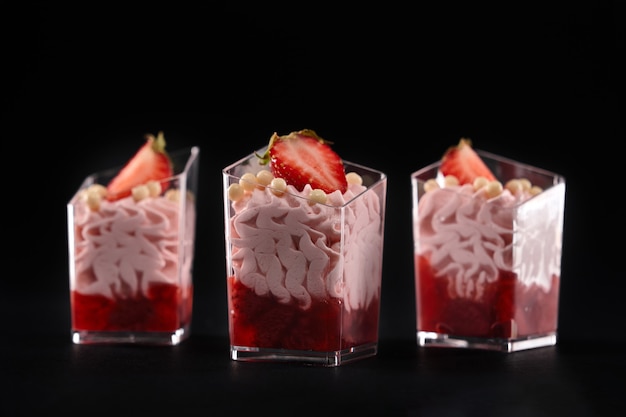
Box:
258, 129, 348, 194
106, 131, 173, 201
439, 138, 496, 185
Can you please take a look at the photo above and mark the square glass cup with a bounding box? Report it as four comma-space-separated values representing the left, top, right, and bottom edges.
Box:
67, 146, 200, 345
223, 148, 387, 366
411, 150, 566, 352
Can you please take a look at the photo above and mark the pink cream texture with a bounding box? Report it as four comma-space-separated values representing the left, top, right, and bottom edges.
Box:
230, 182, 383, 312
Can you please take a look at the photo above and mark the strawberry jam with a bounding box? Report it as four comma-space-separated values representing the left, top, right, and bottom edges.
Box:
71, 283, 192, 333
415, 254, 560, 339
228, 276, 379, 352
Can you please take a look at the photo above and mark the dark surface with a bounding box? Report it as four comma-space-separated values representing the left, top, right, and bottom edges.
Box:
2, 2, 624, 415
2, 331, 625, 416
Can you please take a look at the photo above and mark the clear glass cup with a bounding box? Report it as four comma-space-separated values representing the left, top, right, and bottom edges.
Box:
411, 150, 566, 352
223, 148, 387, 366
67, 146, 200, 345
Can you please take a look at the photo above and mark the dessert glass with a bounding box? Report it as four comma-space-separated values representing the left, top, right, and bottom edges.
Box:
67, 146, 200, 345
223, 148, 387, 366
411, 150, 566, 352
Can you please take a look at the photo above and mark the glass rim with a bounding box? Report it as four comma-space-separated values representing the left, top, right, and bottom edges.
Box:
223, 147, 386, 175
223, 149, 387, 208
69, 145, 200, 203
411, 149, 566, 210
411, 149, 566, 184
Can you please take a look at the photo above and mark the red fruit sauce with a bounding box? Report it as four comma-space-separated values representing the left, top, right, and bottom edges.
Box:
415, 255, 559, 339
228, 276, 379, 351
71, 283, 193, 332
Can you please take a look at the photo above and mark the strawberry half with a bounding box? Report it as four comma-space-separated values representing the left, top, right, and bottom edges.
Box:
106, 131, 174, 201
258, 129, 348, 194
439, 138, 496, 185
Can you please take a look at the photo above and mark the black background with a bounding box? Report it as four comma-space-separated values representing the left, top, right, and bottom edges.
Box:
2, 2, 624, 416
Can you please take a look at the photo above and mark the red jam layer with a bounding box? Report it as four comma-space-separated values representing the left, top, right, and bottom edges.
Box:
71, 283, 193, 332
415, 255, 559, 339
228, 276, 379, 351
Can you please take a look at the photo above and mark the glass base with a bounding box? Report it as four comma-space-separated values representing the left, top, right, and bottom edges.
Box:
72, 327, 189, 346
417, 331, 557, 353
230, 342, 378, 367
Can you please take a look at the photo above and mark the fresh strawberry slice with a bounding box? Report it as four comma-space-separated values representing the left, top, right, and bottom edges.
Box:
439, 138, 496, 185
106, 131, 173, 201
258, 129, 348, 194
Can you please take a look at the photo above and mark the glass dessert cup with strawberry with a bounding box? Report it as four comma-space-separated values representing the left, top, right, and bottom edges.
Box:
223, 130, 387, 366
67, 132, 200, 345
411, 139, 566, 352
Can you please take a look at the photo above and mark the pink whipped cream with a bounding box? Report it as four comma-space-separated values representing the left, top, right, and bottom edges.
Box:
70, 193, 195, 299
416, 183, 563, 300
229, 182, 383, 312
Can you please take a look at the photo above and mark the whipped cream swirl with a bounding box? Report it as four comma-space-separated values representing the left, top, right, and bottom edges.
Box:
71, 195, 195, 298
229, 182, 383, 311
417, 183, 563, 299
